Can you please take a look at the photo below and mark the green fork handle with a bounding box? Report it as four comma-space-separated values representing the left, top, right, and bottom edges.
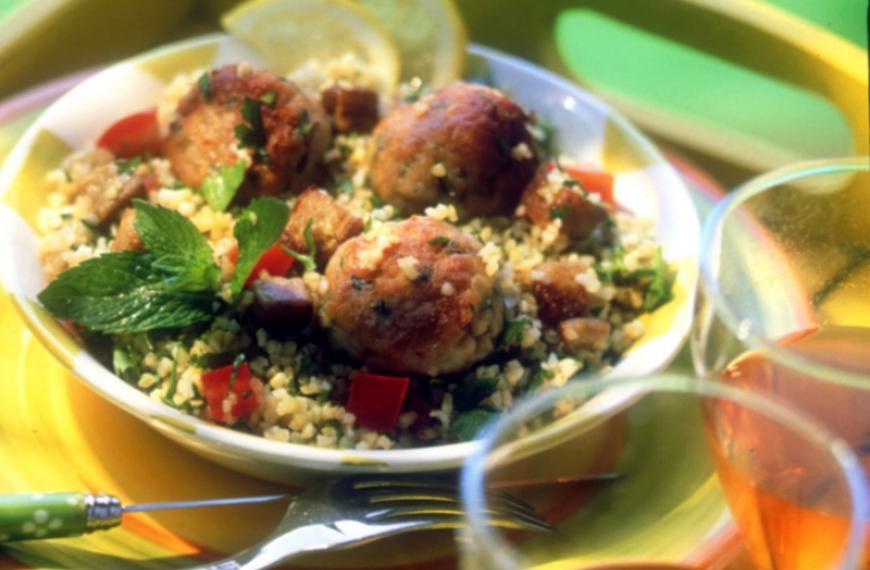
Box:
0, 492, 121, 541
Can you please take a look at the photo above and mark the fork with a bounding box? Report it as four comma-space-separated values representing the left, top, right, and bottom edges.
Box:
190, 476, 554, 570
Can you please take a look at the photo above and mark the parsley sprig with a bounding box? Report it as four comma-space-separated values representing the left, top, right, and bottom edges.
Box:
235, 97, 270, 163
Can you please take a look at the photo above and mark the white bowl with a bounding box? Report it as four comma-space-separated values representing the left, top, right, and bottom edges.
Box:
0, 35, 699, 483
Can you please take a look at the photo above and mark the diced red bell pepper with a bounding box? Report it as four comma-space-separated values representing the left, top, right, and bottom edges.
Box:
227, 241, 295, 287
545, 161, 616, 209
347, 372, 410, 432
97, 108, 162, 158
201, 361, 259, 424
562, 164, 616, 208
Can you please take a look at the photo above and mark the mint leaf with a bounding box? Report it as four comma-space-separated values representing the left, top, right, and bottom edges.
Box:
549, 205, 570, 220
200, 160, 247, 212
37, 252, 217, 333
38, 202, 223, 333
133, 200, 220, 290
133, 200, 211, 261
230, 197, 290, 296
451, 409, 498, 441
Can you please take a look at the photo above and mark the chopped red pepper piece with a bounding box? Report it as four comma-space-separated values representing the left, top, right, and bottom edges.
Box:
227, 241, 295, 287
97, 108, 162, 159
347, 372, 410, 432
201, 361, 259, 424
545, 161, 616, 208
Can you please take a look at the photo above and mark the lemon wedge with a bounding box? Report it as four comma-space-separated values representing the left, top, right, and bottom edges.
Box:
222, 0, 401, 90
354, 0, 468, 87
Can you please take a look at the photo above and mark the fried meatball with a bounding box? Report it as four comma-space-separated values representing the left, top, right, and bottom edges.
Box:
522, 169, 609, 241
322, 216, 503, 376
164, 65, 330, 196
369, 82, 538, 219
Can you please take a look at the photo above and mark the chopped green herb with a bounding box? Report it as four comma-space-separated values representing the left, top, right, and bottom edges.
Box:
197, 72, 211, 101
241, 97, 262, 129
227, 353, 246, 391
60, 212, 73, 221
189, 352, 235, 370
260, 90, 277, 106
369, 193, 383, 209
200, 160, 247, 212
526, 366, 555, 393
501, 317, 530, 347
112, 345, 140, 383
428, 236, 451, 247
296, 108, 313, 139
336, 179, 354, 195
641, 249, 676, 311
231, 197, 291, 296
563, 178, 580, 188
549, 205, 570, 220
282, 218, 317, 274
451, 408, 498, 441
162, 356, 180, 406
453, 377, 498, 412
81, 219, 108, 238
236, 96, 269, 163
115, 156, 143, 175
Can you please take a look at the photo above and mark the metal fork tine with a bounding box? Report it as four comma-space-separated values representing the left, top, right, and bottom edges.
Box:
369, 503, 555, 533
351, 477, 458, 492
362, 487, 541, 521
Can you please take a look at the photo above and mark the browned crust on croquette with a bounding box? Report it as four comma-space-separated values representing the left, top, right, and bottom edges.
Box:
164, 65, 331, 197
323, 216, 501, 375
369, 82, 538, 219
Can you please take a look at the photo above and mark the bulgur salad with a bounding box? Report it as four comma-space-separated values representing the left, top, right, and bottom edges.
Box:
36, 59, 675, 450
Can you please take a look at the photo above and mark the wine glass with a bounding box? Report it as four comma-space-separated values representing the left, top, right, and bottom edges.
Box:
459, 375, 868, 570
692, 156, 870, 566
